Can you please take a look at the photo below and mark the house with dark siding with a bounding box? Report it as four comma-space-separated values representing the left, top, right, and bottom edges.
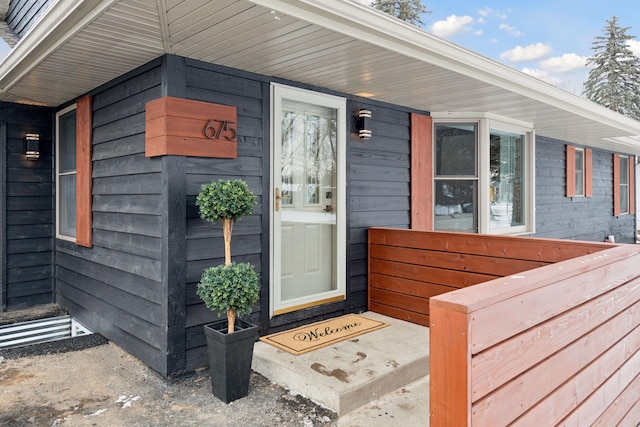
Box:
1, 0, 639, 377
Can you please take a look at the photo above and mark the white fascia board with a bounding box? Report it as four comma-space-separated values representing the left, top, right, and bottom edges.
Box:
431, 112, 534, 129
0, 0, 119, 95
249, 0, 640, 137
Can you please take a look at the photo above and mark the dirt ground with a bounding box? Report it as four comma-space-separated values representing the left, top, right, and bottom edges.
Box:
0, 340, 338, 427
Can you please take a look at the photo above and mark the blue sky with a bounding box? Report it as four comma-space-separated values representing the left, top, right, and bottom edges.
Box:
0, 40, 9, 60
408, 0, 640, 94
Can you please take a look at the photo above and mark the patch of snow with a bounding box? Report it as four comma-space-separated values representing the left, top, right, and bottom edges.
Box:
84, 409, 108, 417
117, 395, 141, 409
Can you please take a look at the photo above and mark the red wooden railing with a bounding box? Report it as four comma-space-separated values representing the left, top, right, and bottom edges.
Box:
368, 228, 640, 426
368, 227, 609, 327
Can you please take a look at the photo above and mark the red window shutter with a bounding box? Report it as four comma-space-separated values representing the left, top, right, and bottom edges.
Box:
585, 149, 593, 197
411, 113, 433, 230
629, 156, 635, 214
613, 153, 621, 216
76, 95, 93, 247
566, 145, 576, 197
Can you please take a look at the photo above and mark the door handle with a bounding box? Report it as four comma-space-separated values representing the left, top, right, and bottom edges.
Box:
275, 188, 290, 211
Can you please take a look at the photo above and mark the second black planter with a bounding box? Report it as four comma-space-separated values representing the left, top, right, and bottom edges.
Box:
204, 318, 259, 404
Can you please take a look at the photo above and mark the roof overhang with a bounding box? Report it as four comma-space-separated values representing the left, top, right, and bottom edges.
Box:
1, 0, 639, 154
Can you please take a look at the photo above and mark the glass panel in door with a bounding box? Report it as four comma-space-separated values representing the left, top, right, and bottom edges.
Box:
280, 101, 336, 300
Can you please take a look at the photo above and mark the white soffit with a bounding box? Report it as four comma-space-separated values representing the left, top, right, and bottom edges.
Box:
0, 0, 639, 153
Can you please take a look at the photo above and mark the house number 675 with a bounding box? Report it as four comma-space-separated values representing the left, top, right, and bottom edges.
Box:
203, 119, 237, 141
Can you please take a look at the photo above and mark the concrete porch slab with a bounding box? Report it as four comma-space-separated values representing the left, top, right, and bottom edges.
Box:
252, 312, 430, 416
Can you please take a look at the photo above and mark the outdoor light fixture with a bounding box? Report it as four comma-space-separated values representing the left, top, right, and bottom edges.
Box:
357, 109, 372, 139
25, 133, 40, 160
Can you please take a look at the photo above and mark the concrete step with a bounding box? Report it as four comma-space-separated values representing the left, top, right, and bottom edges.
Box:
337, 375, 430, 426
252, 312, 429, 416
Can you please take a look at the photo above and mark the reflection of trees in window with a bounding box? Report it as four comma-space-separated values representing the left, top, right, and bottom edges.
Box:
490, 130, 524, 227
435, 124, 476, 176
281, 110, 297, 205
434, 124, 477, 208
620, 155, 629, 213
435, 181, 475, 208
281, 107, 336, 207
434, 124, 478, 232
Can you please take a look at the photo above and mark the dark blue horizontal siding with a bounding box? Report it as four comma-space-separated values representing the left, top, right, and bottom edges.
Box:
534, 135, 635, 243
54, 60, 167, 373
1, 103, 54, 311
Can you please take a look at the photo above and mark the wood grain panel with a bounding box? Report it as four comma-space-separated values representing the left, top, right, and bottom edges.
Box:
559, 332, 640, 426
370, 258, 495, 288
369, 288, 429, 315
471, 304, 640, 426
369, 302, 429, 326
145, 96, 237, 158
427, 241, 640, 426
410, 113, 432, 230
369, 273, 456, 298
430, 305, 470, 426
472, 279, 640, 401
369, 228, 609, 262
512, 316, 640, 426
466, 248, 640, 353
370, 244, 548, 276
76, 95, 93, 247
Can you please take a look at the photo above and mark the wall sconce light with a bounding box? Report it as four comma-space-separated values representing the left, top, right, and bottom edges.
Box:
357, 109, 372, 139
25, 133, 40, 160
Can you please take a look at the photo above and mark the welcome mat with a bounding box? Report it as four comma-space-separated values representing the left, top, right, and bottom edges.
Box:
260, 314, 389, 355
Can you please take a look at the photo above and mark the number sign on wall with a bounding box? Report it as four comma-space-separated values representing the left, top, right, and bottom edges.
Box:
145, 96, 237, 158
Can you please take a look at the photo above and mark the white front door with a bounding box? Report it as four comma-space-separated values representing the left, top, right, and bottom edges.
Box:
271, 84, 346, 316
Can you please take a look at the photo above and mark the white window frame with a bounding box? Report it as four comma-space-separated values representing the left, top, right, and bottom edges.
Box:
432, 113, 536, 235
56, 104, 77, 242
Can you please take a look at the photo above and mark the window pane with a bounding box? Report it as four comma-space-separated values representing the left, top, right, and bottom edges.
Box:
575, 149, 584, 196
620, 156, 629, 213
59, 110, 76, 173
434, 180, 477, 231
490, 129, 525, 229
620, 156, 629, 182
59, 174, 76, 238
435, 124, 476, 176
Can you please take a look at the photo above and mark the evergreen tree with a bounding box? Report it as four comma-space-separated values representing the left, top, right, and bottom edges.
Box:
371, 0, 430, 26
583, 16, 640, 121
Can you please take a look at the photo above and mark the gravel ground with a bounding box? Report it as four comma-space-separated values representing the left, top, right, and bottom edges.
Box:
0, 338, 338, 427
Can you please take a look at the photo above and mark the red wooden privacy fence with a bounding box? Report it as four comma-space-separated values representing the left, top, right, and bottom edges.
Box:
368, 228, 640, 426
368, 227, 609, 327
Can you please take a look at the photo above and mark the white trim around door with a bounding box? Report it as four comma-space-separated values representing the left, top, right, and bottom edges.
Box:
270, 83, 347, 317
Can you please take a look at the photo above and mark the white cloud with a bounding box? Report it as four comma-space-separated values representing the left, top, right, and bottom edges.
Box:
500, 43, 552, 62
521, 68, 563, 86
540, 53, 588, 74
499, 23, 523, 37
629, 39, 640, 57
478, 7, 506, 20
429, 15, 475, 38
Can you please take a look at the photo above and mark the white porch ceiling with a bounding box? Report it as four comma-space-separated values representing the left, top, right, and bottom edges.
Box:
1, 0, 640, 154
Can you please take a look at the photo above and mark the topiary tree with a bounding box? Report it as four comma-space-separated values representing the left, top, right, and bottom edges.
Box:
195, 179, 259, 333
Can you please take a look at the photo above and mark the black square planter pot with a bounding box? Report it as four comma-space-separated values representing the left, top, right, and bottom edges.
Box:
204, 319, 259, 403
